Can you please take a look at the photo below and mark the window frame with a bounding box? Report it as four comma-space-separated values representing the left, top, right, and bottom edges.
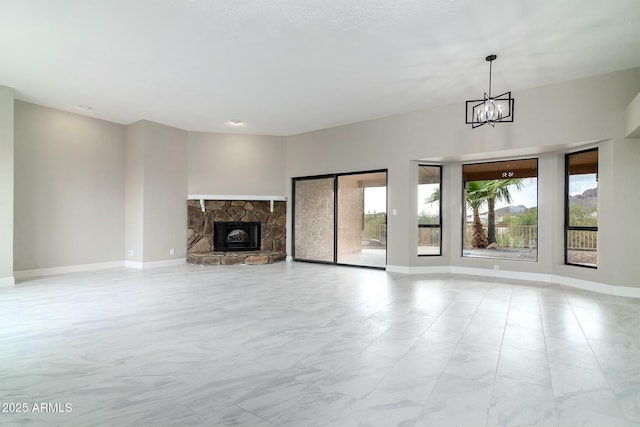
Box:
418, 164, 442, 257
460, 157, 539, 262
564, 148, 598, 269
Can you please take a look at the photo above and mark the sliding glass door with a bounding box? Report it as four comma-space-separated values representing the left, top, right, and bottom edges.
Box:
293, 170, 387, 269
292, 176, 335, 262
337, 171, 387, 268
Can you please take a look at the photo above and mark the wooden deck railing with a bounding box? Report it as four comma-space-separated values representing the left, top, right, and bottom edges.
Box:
463, 225, 597, 250
363, 223, 387, 243
367, 224, 597, 251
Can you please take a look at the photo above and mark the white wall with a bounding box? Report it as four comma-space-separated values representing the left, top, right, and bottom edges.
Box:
141, 122, 188, 262
188, 132, 286, 196
286, 67, 640, 288
624, 91, 640, 138
611, 133, 640, 288
0, 86, 14, 285
125, 120, 188, 264
125, 122, 145, 263
13, 102, 126, 271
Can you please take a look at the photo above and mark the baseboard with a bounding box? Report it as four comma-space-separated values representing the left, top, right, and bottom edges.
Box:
386, 265, 640, 298
386, 265, 450, 274
0, 276, 15, 287
14, 261, 126, 280
14, 258, 188, 279
124, 260, 143, 269
609, 285, 640, 298
549, 274, 640, 298
125, 258, 186, 270
451, 266, 554, 284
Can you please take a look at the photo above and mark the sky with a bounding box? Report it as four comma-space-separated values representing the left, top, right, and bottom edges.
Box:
499, 177, 538, 210
365, 187, 387, 213
569, 173, 597, 196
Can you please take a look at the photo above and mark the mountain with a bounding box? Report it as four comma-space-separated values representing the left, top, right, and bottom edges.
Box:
481, 187, 597, 216
480, 205, 527, 216
570, 187, 597, 210
493, 205, 528, 216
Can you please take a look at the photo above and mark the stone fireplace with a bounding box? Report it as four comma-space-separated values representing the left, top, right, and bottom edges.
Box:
187, 199, 286, 265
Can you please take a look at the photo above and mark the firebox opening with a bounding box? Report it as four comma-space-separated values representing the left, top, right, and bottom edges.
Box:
214, 221, 261, 252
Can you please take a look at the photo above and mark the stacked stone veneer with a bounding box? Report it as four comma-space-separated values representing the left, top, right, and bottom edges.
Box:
187, 200, 286, 265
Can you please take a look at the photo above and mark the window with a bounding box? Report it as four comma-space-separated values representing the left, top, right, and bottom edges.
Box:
462, 159, 538, 261
418, 165, 441, 256
565, 149, 598, 268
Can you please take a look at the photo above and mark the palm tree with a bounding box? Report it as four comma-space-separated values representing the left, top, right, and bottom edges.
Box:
419, 188, 441, 225
427, 183, 490, 248
465, 181, 491, 248
427, 179, 523, 249
425, 187, 440, 205
486, 179, 524, 245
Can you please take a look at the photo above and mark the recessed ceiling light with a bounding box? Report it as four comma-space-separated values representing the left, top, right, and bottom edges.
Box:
229, 119, 243, 125
75, 104, 93, 111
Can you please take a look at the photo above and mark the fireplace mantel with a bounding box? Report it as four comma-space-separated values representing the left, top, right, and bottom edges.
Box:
187, 194, 286, 212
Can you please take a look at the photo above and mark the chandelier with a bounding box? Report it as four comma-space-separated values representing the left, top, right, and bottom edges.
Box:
465, 54, 514, 128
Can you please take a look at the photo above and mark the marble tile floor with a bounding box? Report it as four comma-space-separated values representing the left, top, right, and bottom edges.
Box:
337, 249, 387, 269
2, 262, 640, 426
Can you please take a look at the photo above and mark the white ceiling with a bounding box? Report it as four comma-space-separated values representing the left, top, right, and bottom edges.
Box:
1, 0, 639, 136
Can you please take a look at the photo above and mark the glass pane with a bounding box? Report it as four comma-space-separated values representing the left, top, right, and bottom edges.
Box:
566, 149, 598, 267
566, 229, 598, 267
418, 227, 440, 255
418, 165, 440, 225
567, 152, 598, 228
337, 172, 387, 268
293, 177, 335, 262
462, 159, 538, 261
418, 165, 441, 256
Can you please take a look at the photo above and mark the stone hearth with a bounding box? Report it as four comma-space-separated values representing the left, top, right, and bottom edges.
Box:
187, 199, 286, 265
187, 250, 287, 266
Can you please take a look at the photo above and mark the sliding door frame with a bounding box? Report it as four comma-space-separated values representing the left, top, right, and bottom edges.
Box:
292, 169, 388, 269
292, 173, 336, 265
